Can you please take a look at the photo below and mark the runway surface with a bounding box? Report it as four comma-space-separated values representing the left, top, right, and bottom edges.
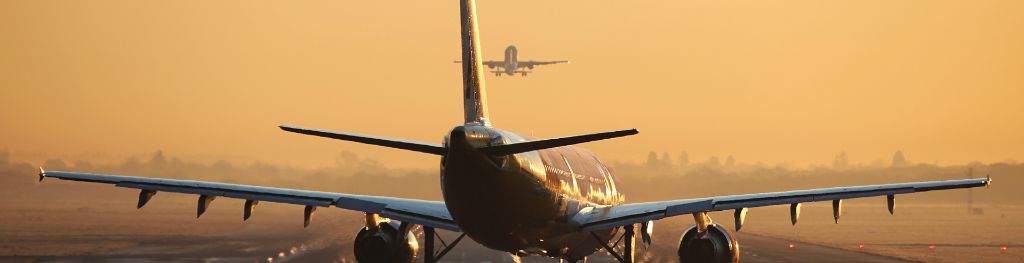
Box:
26, 232, 912, 263
732, 234, 910, 263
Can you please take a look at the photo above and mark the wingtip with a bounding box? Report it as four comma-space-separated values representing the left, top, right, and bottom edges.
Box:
38, 167, 45, 182
986, 174, 992, 188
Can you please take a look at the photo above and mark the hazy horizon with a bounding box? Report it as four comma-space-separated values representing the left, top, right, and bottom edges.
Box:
2, 0, 1022, 170
3, 148, 1018, 172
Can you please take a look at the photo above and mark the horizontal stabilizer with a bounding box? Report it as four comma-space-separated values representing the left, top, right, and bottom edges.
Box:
280, 125, 446, 155
478, 129, 638, 155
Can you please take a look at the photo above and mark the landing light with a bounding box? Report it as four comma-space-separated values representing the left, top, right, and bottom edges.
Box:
928, 245, 937, 250
858, 244, 864, 249
1001, 246, 1008, 252
788, 243, 796, 249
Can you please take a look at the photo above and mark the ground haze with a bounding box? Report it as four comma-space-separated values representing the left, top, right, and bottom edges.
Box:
0, 153, 1019, 262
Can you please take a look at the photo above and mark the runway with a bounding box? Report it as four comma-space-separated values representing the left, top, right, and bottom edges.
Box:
25, 232, 912, 263
734, 233, 910, 263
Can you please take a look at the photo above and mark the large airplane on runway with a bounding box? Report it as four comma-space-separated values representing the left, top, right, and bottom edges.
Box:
38, 1, 992, 263
456, 44, 569, 76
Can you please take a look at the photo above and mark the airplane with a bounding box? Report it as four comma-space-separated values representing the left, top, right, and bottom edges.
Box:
455, 44, 569, 76
37, 1, 992, 263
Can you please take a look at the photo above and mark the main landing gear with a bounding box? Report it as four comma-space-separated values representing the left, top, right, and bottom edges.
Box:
422, 226, 467, 263
591, 223, 648, 263
354, 213, 466, 263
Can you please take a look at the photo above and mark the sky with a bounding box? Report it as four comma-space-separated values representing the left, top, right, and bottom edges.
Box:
2, 0, 1022, 169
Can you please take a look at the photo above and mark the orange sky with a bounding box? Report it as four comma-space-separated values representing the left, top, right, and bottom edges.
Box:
2, 0, 1022, 169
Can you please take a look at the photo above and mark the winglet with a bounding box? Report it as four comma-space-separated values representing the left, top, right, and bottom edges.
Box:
986, 174, 992, 188
38, 167, 45, 182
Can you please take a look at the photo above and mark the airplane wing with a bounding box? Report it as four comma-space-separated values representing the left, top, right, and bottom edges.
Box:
482, 61, 504, 68
38, 169, 461, 231
516, 60, 569, 68
571, 178, 990, 232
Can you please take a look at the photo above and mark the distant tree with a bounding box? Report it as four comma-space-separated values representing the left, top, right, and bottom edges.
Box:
892, 150, 908, 167
335, 150, 360, 168
678, 151, 690, 167
646, 151, 660, 168
725, 155, 735, 167
43, 159, 68, 170
661, 152, 672, 167
707, 156, 721, 167
833, 152, 850, 169
150, 150, 166, 166
73, 160, 94, 170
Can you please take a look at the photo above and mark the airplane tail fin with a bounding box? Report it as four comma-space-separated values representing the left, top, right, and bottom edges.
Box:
460, 0, 490, 126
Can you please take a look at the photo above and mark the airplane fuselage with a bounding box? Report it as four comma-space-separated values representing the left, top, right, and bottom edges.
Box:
503, 45, 519, 75
441, 124, 623, 259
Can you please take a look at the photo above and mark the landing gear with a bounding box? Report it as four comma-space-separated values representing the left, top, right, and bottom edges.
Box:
422, 226, 467, 263
591, 224, 639, 263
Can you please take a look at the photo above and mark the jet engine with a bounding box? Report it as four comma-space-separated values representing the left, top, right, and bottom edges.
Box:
677, 223, 739, 263
353, 221, 419, 263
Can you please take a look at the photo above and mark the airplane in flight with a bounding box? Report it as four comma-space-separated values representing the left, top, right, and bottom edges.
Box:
38, 1, 992, 263
455, 44, 569, 76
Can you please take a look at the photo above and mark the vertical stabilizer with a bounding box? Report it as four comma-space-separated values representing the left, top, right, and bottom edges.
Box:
460, 0, 490, 125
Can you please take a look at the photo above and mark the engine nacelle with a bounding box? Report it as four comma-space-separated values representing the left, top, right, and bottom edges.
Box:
353, 221, 419, 263
677, 223, 740, 263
